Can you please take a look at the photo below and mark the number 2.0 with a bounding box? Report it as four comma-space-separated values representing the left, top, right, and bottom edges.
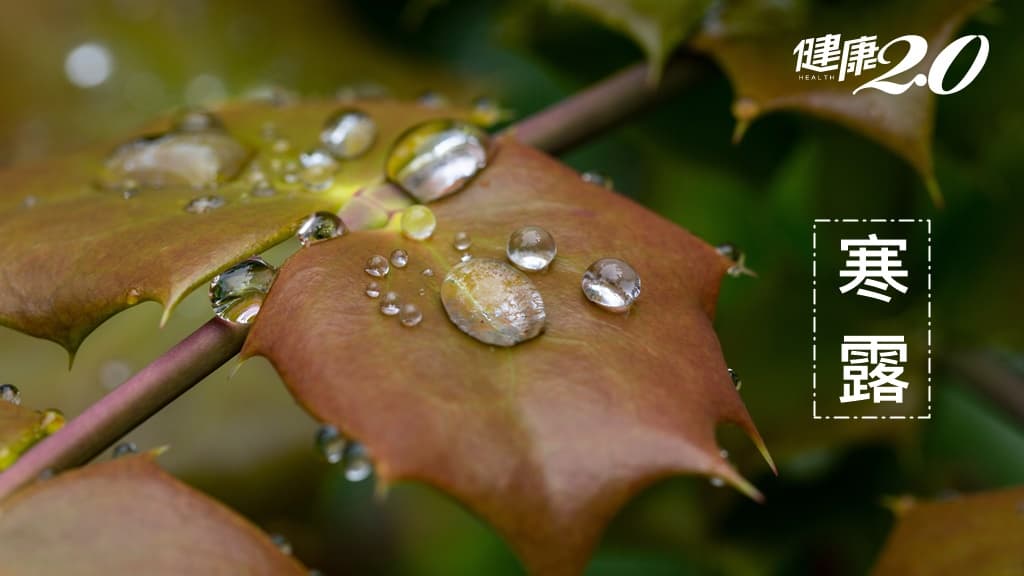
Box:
853, 35, 989, 96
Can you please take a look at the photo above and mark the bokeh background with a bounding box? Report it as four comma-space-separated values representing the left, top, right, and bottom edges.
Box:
1, 0, 1022, 574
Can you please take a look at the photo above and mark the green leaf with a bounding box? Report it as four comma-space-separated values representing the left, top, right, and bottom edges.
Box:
692, 0, 987, 201
872, 487, 1024, 575
0, 100, 481, 355
0, 455, 307, 575
242, 138, 773, 575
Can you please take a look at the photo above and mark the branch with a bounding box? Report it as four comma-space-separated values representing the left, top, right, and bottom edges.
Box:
0, 55, 708, 500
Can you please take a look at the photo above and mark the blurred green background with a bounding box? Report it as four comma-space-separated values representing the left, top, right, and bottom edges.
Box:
1, 0, 1022, 574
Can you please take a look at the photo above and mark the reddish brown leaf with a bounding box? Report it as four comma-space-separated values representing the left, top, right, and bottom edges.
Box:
0, 455, 306, 575
243, 138, 773, 575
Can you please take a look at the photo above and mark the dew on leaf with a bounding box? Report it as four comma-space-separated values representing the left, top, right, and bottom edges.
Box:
365, 281, 381, 299
582, 258, 641, 313
364, 255, 390, 278
23, 195, 38, 209
342, 442, 373, 482
269, 533, 293, 556
184, 194, 226, 214
422, 268, 434, 277
710, 476, 726, 487
172, 108, 224, 133
416, 90, 448, 107
441, 258, 547, 347
453, 231, 472, 251
390, 249, 409, 269
101, 131, 248, 191
399, 303, 422, 327
296, 212, 344, 247
0, 384, 20, 405
460, 253, 473, 263
112, 442, 138, 459
400, 205, 437, 241
507, 225, 556, 271
315, 424, 345, 464
386, 120, 489, 203
380, 291, 401, 316
298, 148, 339, 192
40, 409, 65, 435
728, 368, 742, 390
581, 171, 614, 189
209, 257, 277, 325
320, 109, 377, 159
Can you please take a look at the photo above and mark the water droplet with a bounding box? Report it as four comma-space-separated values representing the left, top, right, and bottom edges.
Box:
460, 253, 473, 263
23, 195, 38, 209
399, 304, 423, 327
581, 258, 641, 313
101, 131, 248, 191
453, 231, 472, 251
471, 96, 506, 125
390, 249, 409, 269
710, 476, 725, 487
209, 257, 277, 325
184, 194, 226, 214
364, 255, 390, 278
250, 182, 276, 198
365, 281, 381, 299
64, 42, 113, 88
320, 109, 377, 159
296, 212, 344, 247
342, 442, 373, 482
386, 120, 490, 203
716, 243, 755, 277
112, 442, 138, 458
298, 148, 339, 192
380, 292, 401, 316
40, 409, 65, 434
269, 533, 293, 555
581, 171, 614, 189
417, 90, 448, 107
418, 288, 426, 296
0, 384, 21, 405
172, 108, 224, 132
507, 225, 556, 271
315, 424, 345, 464
400, 205, 437, 241
720, 449, 730, 460
728, 368, 742, 390
422, 268, 434, 277
441, 258, 546, 347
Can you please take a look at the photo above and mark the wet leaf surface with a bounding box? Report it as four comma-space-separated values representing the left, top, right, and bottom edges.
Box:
693, 0, 986, 198
243, 139, 773, 575
872, 487, 1024, 575
0, 100, 480, 354
0, 455, 307, 575
0, 401, 50, 471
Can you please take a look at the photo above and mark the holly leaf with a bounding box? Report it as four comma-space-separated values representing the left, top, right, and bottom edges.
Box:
692, 0, 987, 202
0, 100, 480, 355
872, 487, 1024, 575
550, 0, 714, 79
0, 401, 63, 471
242, 138, 773, 575
0, 455, 307, 575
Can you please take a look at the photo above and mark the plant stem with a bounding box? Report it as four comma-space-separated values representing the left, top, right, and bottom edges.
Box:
0, 319, 247, 500
0, 55, 707, 500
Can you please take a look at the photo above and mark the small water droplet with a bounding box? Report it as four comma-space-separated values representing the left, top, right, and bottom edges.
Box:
386, 120, 490, 203
342, 442, 373, 482
365, 281, 381, 298
380, 292, 401, 316
0, 384, 21, 405
720, 449, 730, 459
184, 194, 226, 214
453, 231, 472, 251
507, 225, 556, 271
728, 368, 742, 390
23, 195, 38, 209
321, 109, 377, 159
112, 442, 138, 458
298, 148, 339, 192
710, 476, 725, 487
364, 255, 390, 278
271, 138, 292, 155
296, 212, 344, 247
399, 303, 422, 327
315, 424, 345, 464
400, 205, 437, 241
460, 253, 473, 263
417, 90, 448, 107
422, 268, 434, 277
172, 108, 224, 132
101, 131, 248, 191
40, 409, 65, 434
581, 171, 614, 189
209, 257, 277, 324
390, 249, 409, 269
269, 533, 293, 555
581, 258, 641, 313
418, 288, 426, 296
250, 182, 276, 198
470, 96, 506, 124
441, 258, 546, 347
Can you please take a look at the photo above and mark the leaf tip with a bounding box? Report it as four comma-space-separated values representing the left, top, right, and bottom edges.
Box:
925, 176, 944, 208
731, 97, 760, 144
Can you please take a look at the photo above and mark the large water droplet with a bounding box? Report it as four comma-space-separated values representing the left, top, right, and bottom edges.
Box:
342, 442, 373, 482
728, 368, 742, 390
507, 225, 556, 271
112, 442, 138, 458
453, 231, 472, 251
102, 131, 248, 191
184, 194, 226, 214
172, 108, 224, 133
380, 292, 401, 316
296, 212, 344, 247
320, 109, 377, 159
399, 303, 422, 327
386, 120, 489, 203
390, 249, 409, 269
364, 255, 390, 278
400, 205, 437, 241
365, 281, 381, 299
315, 424, 345, 464
209, 257, 276, 325
582, 258, 641, 313
441, 258, 546, 347
0, 384, 20, 405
